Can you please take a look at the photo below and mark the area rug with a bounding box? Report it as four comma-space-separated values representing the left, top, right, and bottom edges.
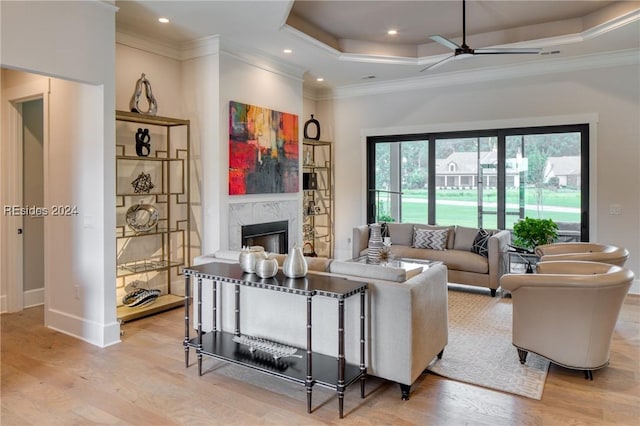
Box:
427, 287, 550, 400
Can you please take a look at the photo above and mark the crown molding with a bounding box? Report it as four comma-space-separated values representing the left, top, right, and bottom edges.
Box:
116, 30, 183, 60
216, 37, 305, 82
325, 49, 640, 101
303, 85, 322, 102
583, 8, 640, 41
116, 31, 304, 82
281, 23, 342, 58
181, 35, 221, 60
285, 8, 640, 67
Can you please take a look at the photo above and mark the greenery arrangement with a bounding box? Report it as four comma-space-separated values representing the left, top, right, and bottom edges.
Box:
512, 217, 559, 251
377, 213, 395, 223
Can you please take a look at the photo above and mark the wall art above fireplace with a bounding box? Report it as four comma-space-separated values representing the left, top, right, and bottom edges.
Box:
228, 101, 299, 195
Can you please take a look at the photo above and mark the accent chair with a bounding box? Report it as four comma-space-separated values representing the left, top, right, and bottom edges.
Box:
535, 242, 629, 266
500, 260, 634, 380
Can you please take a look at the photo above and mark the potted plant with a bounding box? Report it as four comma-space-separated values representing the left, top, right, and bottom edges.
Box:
512, 217, 559, 252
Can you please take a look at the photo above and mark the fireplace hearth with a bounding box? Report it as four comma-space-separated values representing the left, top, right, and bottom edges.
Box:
241, 220, 288, 254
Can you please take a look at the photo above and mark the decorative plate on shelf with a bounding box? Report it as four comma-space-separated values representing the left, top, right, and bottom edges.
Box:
122, 288, 161, 307
125, 203, 159, 233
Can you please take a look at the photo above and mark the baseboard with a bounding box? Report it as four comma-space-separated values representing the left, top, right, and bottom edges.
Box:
0, 289, 44, 312
24, 287, 44, 308
46, 308, 121, 348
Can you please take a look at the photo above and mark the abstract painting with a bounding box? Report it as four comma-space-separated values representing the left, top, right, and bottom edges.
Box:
229, 101, 299, 195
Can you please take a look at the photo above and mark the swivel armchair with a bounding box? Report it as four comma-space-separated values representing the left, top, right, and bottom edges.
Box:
535, 242, 629, 266
500, 260, 634, 379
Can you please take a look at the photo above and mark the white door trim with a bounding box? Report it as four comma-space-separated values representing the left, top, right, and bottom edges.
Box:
1, 78, 50, 313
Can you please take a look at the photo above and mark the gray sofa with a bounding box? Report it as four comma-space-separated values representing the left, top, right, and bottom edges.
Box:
353, 223, 511, 296
193, 250, 448, 400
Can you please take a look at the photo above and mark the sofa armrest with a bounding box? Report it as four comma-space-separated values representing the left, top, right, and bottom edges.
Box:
352, 225, 370, 258
487, 229, 511, 288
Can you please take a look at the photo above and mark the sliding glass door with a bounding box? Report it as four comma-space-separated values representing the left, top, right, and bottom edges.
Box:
367, 124, 588, 240
504, 129, 586, 240
434, 135, 498, 229
368, 139, 428, 224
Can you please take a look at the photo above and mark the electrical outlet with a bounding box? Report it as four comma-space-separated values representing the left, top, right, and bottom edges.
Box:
609, 204, 622, 215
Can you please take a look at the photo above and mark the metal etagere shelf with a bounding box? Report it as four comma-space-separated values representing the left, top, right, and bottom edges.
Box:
302, 139, 334, 258
115, 110, 190, 323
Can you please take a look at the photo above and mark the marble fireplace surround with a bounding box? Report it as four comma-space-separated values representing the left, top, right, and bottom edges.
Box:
228, 200, 299, 253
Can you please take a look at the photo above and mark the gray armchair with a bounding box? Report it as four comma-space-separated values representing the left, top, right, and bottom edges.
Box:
500, 260, 634, 379
535, 242, 629, 266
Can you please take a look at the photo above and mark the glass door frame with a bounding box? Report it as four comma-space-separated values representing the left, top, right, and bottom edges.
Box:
366, 124, 589, 240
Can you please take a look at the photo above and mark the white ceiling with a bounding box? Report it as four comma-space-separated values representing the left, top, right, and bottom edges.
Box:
115, 1, 640, 91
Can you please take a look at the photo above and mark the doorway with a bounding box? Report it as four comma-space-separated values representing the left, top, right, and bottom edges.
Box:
21, 99, 45, 308
1, 72, 49, 313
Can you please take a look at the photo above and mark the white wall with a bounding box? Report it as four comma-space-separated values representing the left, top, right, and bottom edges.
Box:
117, 39, 304, 256
114, 43, 192, 298
115, 44, 182, 117
324, 64, 640, 291
215, 50, 303, 252
181, 50, 220, 256
1, 1, 119, 346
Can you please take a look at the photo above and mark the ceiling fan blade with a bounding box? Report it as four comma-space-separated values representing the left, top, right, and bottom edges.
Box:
473, 48, 542, 55
430, 35, 460, 51
420, 55, 456, 72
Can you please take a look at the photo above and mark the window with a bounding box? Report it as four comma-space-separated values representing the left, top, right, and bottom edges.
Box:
367, 124, 588, 241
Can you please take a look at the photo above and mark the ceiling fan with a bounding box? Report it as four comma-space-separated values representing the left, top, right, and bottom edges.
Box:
421, 0, 541, 72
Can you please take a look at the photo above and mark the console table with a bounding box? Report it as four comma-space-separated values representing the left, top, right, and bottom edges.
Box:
183, 262, 367, 419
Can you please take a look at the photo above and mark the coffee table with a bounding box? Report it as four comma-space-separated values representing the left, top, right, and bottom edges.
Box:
349, 255, 442, 279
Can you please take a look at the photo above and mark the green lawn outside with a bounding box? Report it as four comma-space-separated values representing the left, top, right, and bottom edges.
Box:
399, 203, 580, 228
377, 187, 581, 228
401, 188, 581, 208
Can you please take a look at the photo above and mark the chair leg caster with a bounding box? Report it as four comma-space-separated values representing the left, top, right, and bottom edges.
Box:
584, 370, 593, 380
490, 289, 497, 297
517, 348, 528, 364
399, 384, 411, 400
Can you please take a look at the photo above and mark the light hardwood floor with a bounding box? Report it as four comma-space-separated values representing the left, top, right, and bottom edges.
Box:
2, 295, 639, 426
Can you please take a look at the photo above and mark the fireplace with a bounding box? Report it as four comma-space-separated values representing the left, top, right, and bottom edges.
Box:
241, 220, 288, 254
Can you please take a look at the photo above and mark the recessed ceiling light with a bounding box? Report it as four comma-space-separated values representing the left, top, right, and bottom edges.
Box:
158, 17, 170, 23
387, 30, 398, 35
283, 49, 292, 54
316, 77, 324, 82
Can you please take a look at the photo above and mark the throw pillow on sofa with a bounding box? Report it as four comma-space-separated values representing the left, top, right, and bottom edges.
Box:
414, 224, 455, 249
413, 228, 448, 250
471, 228, 492, 257
454, 226, 481, 251
385, 222, 414, 246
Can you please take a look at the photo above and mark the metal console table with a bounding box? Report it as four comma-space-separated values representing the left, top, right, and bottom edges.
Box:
183, 262, 367, 419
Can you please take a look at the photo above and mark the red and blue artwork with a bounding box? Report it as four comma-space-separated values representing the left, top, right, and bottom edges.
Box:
229, 101, 299, 195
